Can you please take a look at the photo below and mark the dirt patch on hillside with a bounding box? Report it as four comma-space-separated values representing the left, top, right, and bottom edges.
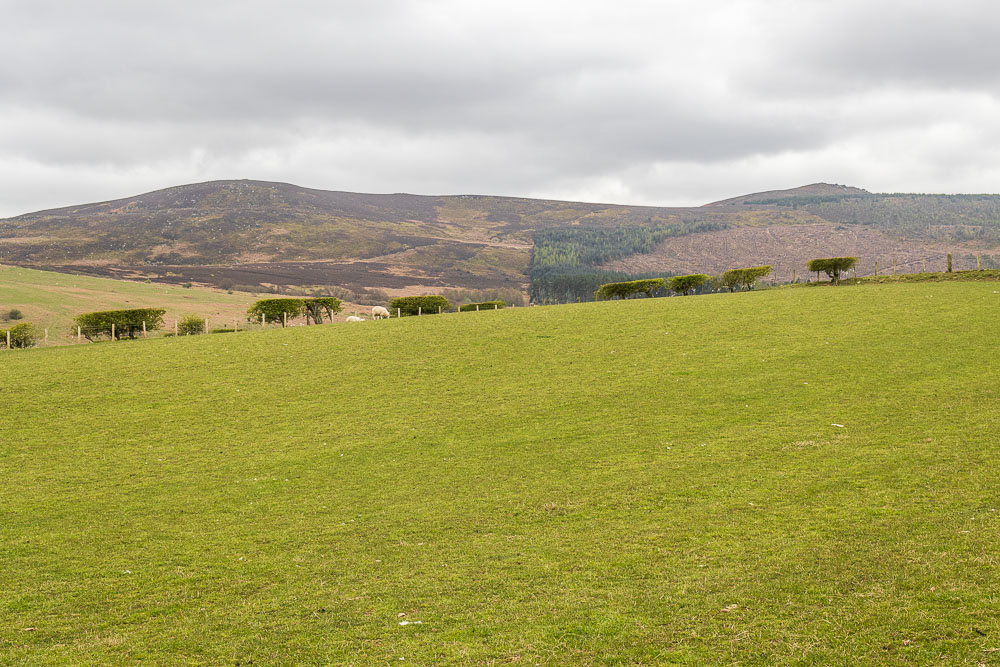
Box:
601, 223, 989, 281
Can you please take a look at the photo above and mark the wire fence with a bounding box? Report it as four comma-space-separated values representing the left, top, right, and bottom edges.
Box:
3, 256, 998, 350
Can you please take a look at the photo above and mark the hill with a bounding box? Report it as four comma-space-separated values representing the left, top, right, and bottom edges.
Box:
2, 180, 999, 300
0, 264, 381, 341
2, 282, 1000, 663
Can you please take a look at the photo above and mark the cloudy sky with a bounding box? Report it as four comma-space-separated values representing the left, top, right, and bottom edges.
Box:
2, 0, 998, 216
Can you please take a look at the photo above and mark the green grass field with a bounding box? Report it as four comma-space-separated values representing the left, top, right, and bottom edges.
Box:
0, 265, 259, 338
2, 283, 999, 664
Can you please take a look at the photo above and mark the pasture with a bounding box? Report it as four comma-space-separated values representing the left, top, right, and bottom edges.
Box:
2, 282, 999, 664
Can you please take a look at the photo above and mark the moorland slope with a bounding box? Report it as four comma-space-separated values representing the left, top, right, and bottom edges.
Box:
2, 181, 999, 295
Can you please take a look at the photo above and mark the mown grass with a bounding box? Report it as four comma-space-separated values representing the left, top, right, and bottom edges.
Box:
0, 264, 258, 339
2, 283, 999, 664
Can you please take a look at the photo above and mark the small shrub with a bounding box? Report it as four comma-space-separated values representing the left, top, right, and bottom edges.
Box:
181, 283, 193, 289
459, 300, 506, 312
0, 322, 41, 349
5, 308, 24, 321
388, 295, 451, 316
209, 328, 239, 334
177, 314, 206, 336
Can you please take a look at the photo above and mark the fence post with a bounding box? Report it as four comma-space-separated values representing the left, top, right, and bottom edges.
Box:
397, 308, 401, 318
495, 304, 498, 310
438, 306, 441, 314
476, 304, 479, 311
111, 323, 115, 341
261, 313, 265, 327
978, 254, 982, 270
874, 261, 878, 277
142, 320, 147, 338
418, 307, 421, 316
283, 312, 287, 327
78, 326, 82, 343
205, 317, 210, 333
893, 259, 897, 275
6, 330, 9, 349
174, 320, 179, 336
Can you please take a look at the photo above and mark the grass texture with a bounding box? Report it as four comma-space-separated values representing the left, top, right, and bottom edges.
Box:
0, 264, 257, 338
2, 282, 999, 664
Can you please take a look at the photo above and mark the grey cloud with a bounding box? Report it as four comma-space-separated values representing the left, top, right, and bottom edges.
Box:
1, 0, 999, 217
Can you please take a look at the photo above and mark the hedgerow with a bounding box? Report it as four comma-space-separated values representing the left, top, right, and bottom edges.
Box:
667, 274, 710, 296
388, 296, 451, 316
72, 308, 166, 341
594, 278, 665, 300
0, 322, 40, 348
458, 301, 506, 312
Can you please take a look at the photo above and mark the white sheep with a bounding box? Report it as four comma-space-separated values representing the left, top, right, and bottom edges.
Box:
371, 306, 391, 319
345, 316, 364, 322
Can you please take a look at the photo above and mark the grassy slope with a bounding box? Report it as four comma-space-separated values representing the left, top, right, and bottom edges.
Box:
0, 264, 260, 337
2, 283, 999, 664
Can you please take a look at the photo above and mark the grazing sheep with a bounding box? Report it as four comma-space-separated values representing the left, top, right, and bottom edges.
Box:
371, 306, 391, 319
345, 316, 364, 322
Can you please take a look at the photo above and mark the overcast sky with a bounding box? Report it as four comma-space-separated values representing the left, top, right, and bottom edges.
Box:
2, 0, 999, 216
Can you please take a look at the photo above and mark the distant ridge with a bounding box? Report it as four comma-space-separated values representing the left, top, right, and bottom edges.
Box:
1, 179, 997, 294
706, 183, 870, 207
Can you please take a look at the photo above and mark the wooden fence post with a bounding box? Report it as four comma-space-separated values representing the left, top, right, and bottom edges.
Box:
6, 330, 9, 349
261, 313, 265, 327
397, 308, 401, 318
476, 304, 479, 311
142, 320, 147, 338
78, 326, 82, 343
978, 254, 982, 270
205, 317, 210, 333
283, 312, 287, 327
174, 320, 179, 336
111, 323, 115, 341
893, 259, 897, 275
438, 306, 441, 314
495, 304, 498, 310
418, 307, 421, 316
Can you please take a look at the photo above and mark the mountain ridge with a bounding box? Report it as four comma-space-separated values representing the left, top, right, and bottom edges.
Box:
2, 179, 998, 297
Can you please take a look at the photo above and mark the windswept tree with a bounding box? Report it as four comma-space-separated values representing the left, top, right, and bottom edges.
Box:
594, 278, 666, 300
667, 274, 710, 296
302, 297, 342, 324
806, 257, 858, 285
720, 266, 772, 292
247, 298, 305, 327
